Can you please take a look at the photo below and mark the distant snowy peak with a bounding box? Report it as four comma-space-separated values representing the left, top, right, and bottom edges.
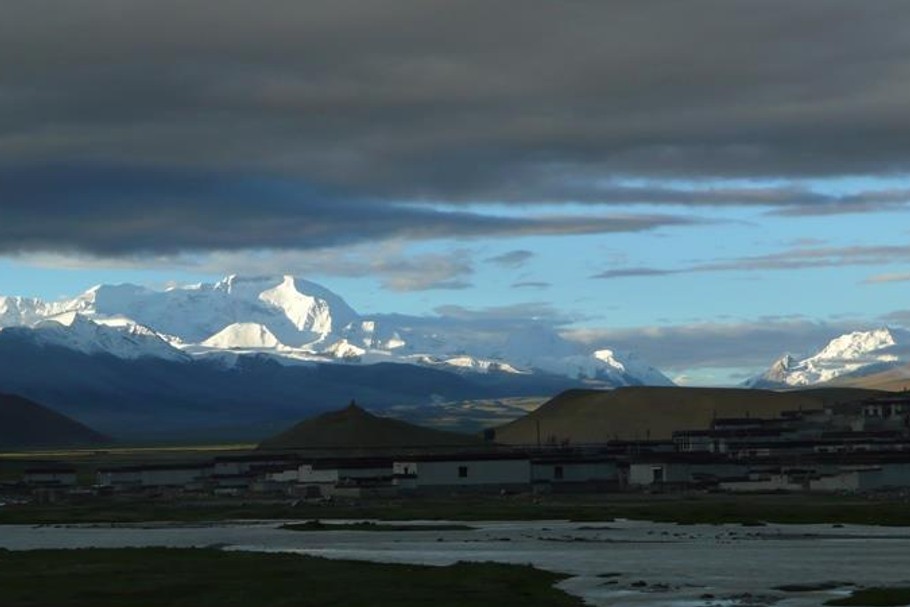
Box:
258, 276, 334, 335
748, 327, 909, 388
59, 274, 358, 345
202, 322, 282, 350
431, 355, 526, 375
593, 349, 675, 386
814, 328, 898, 361
23, 312, 188, 361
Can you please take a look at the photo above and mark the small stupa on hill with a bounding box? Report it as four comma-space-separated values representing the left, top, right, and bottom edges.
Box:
257, 400, 484, 452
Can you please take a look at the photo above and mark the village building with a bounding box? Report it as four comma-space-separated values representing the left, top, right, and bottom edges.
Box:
628, 456, 748, 488
393, 453, 531, 493
96, 463, 211, 489
809, 461, 910, 492
530, 457, 619, 492
296, 458, 395, 497
23, 467, 77, 487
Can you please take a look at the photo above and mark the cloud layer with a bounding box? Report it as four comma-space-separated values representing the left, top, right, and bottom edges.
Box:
4, 1, 910, 256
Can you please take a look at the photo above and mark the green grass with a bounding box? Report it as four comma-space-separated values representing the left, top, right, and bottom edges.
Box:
282, 519, 474, 532
3, 493, 910, 526
0, 548, 583, 607
826, 587, 910, 606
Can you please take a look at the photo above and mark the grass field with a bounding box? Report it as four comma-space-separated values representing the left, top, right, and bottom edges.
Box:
826, 587, 910, 606
3, 492, 910, 526
0, 548, 583, 607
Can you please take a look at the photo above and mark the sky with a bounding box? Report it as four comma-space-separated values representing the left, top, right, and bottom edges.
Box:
2, 1, 910, 385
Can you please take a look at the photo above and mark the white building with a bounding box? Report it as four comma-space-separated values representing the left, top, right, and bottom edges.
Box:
531, 458, 618, 490
810, 462, 910, 492
96, 463, 211, 489
393, 454, 530, 492
24, 468, 77, 487
628, 459, 748, 487
298, 459, 393, 485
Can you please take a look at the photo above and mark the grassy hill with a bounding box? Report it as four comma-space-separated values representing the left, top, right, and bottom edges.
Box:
258, 401, 485, 452
0, 392, 109, 449
491, 386, 884, 445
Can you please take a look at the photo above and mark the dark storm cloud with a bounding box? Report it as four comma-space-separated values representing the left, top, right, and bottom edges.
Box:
0, 165, 692, 254
4, 1, 910, 253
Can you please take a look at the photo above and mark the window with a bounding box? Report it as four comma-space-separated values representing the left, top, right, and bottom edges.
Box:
652, 466, 664, 483
458, 465, 468, 478
554, 466, 564, 480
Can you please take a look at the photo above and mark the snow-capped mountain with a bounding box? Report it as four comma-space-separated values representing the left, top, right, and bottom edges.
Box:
746, 327, 910, 388
0, 310, 189, 362
0, 275, 672, 386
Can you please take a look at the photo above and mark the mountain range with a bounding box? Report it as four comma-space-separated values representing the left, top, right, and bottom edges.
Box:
0, 275, 672, 384
2, 275, 907, 441
0, 275, 671, 439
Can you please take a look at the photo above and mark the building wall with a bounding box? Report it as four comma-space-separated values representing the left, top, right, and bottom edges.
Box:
298, 465, 391, 484
397, 459, 530, 488
139, 467, 208, 487
96, 470, 141, 487
24, 472, 77, 486
875, 462, 910, 488
810, 471, 862, 492
298, 465, 339, 484
531, 461, 618, 483
629, 462, 748, 486
719, 475, 806, 493
265, 469, 298, 483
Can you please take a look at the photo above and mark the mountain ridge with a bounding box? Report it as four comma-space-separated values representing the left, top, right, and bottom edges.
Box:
0, 275, 673, 387
0, 392, 110, 448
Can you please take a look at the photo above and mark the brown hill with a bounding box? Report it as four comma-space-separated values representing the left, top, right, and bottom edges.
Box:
258, 401, 486, 452
491, 386, 884, 445
828, 364, 910, 392
0, 393, 109, 449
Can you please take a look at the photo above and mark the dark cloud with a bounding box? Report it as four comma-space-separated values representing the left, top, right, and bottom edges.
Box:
2, 1, 910, 255
485, 250, 534, 268
0, 165, 693, 255
511, 281, 551, 289
594, 244, 910, 280
593, 267, 678, 280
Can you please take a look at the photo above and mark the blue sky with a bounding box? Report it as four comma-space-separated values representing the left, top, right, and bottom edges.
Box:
3, 2, 910, 385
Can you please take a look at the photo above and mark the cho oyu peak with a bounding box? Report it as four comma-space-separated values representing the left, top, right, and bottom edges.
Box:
746, 327, 909, 388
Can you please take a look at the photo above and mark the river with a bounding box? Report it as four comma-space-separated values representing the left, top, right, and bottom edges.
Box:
2, 519, 909, 606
